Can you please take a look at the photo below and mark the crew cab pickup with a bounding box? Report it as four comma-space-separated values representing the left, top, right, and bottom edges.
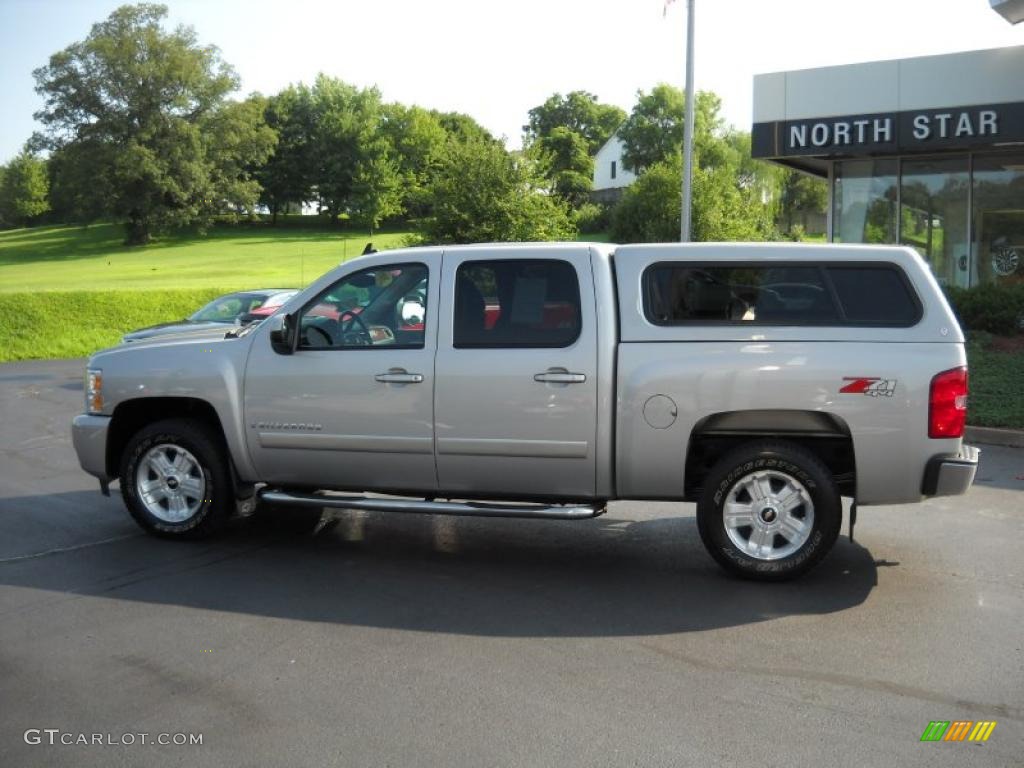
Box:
71, 243, 979, 580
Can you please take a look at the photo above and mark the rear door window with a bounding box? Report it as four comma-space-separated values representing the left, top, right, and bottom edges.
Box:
453, 260, 581, 348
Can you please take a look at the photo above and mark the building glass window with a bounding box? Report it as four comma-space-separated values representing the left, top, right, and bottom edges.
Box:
972, 153, 1024, 285
610, 161, 617, 180
900, 157, 970, 288
834, 159, 897, 245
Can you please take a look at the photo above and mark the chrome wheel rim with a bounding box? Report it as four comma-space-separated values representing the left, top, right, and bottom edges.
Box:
992, 246, 1020, 276
135, 443, 206, 523
723, 470, 815, 561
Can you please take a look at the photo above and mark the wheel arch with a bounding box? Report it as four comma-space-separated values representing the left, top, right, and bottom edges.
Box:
106, 397, 252, 499
684, 409, 856, 501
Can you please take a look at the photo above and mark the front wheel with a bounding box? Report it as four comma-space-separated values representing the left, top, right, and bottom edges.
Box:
120, 418, 233, 539
697, 441, 842, 581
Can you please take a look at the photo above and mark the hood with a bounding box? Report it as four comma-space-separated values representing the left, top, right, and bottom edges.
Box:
122, 320, 236, 343
91, 324, 247, 366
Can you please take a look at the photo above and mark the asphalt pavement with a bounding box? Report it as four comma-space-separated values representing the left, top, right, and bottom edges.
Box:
0, 359, 1021, 767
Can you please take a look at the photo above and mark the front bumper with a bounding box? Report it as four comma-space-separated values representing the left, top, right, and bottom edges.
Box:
71, 414, 112, 481
922, 445, 980, 497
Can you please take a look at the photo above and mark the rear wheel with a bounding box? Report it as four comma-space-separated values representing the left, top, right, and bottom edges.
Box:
697, 441, 842, 581
120, 418, 233, 539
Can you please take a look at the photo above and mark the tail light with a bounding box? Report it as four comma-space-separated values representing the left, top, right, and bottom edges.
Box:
929, 367, 968, 438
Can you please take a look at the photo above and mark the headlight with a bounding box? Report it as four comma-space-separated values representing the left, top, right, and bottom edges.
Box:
86, 368, 103, 414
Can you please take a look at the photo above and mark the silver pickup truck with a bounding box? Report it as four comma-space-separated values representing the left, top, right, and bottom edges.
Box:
72, 243, 978, 580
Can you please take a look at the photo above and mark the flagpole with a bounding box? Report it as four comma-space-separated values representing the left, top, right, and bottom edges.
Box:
680, 0, 695, 242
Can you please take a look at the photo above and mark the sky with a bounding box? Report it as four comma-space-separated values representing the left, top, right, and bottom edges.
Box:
1, 0, 1023, 162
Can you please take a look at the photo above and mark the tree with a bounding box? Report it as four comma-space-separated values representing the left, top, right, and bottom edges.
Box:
381, 103, 448, 219
617, 85, 723, 173
46, 143, 111, 224
259, 76, 432, 228
522, 92, 625, 210
257, 85, 318, 223
778, 168, 828, 233
610, 151, 776, 243
610, 85, 779, 243
692, 160, 776, 242
523, 91, 625, 155
306, 75, 386, 225
424, 136, 576, 244
608, 158, 680, 242
530, 126, 593, 208
724, 131, 781, 198
32, 4, 275, 243
351, 138, 403, 235
0, 151, 50, 227
434, 111, 498, 145
207, 95, 278, 217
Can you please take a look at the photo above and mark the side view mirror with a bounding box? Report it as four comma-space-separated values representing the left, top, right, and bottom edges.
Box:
269, 313, 297, 355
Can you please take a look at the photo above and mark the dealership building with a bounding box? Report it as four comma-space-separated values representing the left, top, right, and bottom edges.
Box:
752, 44, 1024, 287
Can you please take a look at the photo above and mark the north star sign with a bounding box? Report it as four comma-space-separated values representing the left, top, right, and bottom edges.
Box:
751, 102, 1024, 159
790, 110, 997, 149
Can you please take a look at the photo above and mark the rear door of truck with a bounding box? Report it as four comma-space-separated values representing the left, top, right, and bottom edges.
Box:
433, 245, 599, 499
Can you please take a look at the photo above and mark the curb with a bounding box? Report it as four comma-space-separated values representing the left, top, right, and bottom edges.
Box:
964, 425, 1024, 448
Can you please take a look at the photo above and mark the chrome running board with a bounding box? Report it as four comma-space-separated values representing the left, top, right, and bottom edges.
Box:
259, 489, 605, 520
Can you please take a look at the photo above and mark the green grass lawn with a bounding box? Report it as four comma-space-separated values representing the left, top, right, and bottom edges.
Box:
0, 222, 412, 293
0, 288, 227, 362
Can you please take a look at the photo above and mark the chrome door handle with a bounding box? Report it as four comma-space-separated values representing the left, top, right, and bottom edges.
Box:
534, 371, 586, 384
375, 369, 423, 384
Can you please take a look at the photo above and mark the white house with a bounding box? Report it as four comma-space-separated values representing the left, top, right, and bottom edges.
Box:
591, 133, 636, 203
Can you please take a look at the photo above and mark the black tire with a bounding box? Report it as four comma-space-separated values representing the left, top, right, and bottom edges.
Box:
119, 418, 233, 539
696, 440, 842, 581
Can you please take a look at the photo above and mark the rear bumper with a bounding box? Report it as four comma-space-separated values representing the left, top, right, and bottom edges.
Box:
71, 414, 111, 481
922, 445, 979, 497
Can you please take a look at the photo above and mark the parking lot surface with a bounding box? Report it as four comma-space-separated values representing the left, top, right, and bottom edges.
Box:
0, 359, 1021, 767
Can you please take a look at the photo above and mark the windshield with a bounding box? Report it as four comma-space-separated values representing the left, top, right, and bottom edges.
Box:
189, 293, 271, 323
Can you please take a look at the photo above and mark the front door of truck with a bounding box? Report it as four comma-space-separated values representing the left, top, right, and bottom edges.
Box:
244, 255, 439, 492
433, 247, 599, 499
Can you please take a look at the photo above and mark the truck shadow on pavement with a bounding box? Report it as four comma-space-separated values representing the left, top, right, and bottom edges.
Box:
0, 492, 880, 637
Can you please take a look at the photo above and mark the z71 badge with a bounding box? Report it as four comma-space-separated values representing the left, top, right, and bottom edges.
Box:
840, 377, 897, 397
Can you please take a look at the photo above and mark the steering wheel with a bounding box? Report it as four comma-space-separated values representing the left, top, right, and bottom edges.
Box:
339, 309, 373, 346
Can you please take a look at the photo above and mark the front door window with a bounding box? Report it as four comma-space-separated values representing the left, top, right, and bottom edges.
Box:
299, 263, 428, 349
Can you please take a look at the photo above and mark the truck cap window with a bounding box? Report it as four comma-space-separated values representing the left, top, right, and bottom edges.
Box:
826, 266, 921, 325
454, 259, 581, 348
644, 262, 920, 327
